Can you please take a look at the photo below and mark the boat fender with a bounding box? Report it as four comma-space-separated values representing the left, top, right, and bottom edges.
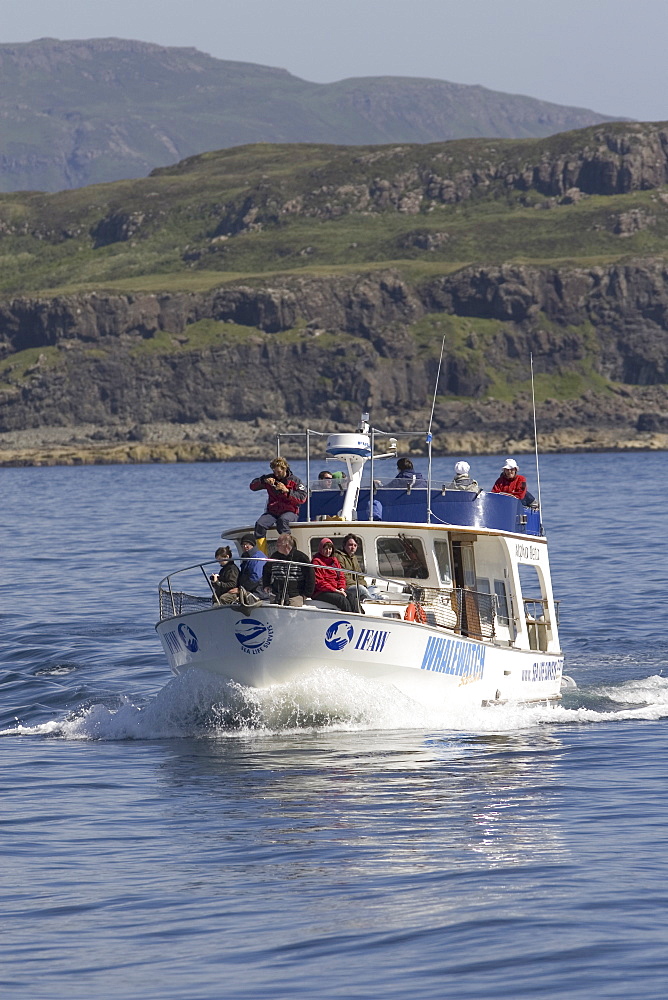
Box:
404, 602, 427, 624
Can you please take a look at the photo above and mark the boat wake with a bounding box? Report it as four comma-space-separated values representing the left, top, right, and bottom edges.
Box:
3, 667, 668, 740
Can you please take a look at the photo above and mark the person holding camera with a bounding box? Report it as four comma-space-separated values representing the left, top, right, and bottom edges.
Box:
250, 457, 307, 540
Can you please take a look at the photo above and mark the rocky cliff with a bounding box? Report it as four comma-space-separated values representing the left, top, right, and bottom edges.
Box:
2, 123, 668, 465
2, 261, 667, 465
187, 123, 668, 238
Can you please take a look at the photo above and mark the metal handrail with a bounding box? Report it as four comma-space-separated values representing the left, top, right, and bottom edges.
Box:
158, 562, 498, 643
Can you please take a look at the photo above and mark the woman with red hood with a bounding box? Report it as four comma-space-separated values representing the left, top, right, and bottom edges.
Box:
312, 538, 352, 613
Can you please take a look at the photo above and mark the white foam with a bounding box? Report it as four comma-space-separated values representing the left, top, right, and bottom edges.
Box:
4, 668, 668, 741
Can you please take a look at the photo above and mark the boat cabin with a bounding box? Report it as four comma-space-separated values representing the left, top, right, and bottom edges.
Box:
223, 508, 559, 657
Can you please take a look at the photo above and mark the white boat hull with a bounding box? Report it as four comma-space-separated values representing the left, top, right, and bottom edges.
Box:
156, 604, 564, 708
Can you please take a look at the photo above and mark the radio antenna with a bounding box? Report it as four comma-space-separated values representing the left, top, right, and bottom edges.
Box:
426, 334, 446, 446
530, 352, 542, 514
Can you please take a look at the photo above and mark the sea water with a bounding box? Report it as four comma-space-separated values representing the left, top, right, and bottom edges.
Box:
1, 452, 667, 999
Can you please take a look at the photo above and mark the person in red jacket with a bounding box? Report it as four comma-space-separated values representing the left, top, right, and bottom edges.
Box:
312, 538, 352, 613
250, 456, 307, 540
491, 458, 527, 499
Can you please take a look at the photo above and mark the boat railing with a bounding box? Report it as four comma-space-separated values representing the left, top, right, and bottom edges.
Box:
158, 559, 227, 621
157, 560, 417, 622
415, 586, 497, 640
158, 563, 499, 644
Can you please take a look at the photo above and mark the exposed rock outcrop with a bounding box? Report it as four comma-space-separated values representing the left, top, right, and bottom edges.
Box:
1, 261, 668, 464
200, 124, 668, 237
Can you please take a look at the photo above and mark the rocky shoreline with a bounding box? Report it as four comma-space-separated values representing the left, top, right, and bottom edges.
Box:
1, 421, 665, 467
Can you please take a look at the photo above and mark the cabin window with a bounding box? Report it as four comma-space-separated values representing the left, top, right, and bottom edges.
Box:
434, 540, 452, 586
474, 578, 495, 630
376, 536, 428, 579
494, 579, 511, 628
518, 564, 548, 651
518, 564, 544, 602
309, 535, 365, 569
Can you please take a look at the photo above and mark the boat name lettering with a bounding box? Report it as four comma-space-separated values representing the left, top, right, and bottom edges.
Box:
234, 618, 274, 655
522, 659, 562, 682
163, 625, 199, 655
355, 628, 389, 653
421, 636, 485, 680
515, 542, 541, 561
324, 620, 389, 653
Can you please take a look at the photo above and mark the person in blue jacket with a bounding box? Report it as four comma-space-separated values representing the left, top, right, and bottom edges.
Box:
237, 535, 267, 594
386, 457, 426, 487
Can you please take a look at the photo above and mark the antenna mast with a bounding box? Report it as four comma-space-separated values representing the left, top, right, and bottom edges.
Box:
426, 334, 446, 447
530, 353, 542, 513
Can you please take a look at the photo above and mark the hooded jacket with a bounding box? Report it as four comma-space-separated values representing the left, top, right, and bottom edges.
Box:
250, 467, 307, 516
312, 540, 346, 593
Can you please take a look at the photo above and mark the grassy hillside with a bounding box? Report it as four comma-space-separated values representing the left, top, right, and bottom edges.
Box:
0, 38, 619, 192
0, 126, 667, 298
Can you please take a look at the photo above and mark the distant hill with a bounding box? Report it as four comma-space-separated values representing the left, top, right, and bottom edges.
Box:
0, 37, 622, 193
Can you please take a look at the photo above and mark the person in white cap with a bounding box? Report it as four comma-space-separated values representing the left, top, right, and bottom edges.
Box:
446, 460, 479, 492
491, 458, 528, 499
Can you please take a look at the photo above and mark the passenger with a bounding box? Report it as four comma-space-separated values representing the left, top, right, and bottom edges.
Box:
366, 495, 383, 520
210, 546, 240, 605
237, 534, 267, 595
312, 538, 352, 613
250, 457, 307, 540
313, 470, 334, 489
491, 458, 537, 506
446, 461, 479, 492
261, 533, 315, 607
364, 483, 383, 520
336, 534, 372, 613
386, 457, 426, 487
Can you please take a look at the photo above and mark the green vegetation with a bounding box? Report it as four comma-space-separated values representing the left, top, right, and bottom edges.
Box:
0, 132, 668, 298
0, 345, 63, 391
2, 125, 668, 424
129, 320, 262, 356
409, 312, 614, 401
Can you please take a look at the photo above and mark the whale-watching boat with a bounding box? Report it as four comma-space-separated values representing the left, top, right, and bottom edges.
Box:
156, 417, 565, 708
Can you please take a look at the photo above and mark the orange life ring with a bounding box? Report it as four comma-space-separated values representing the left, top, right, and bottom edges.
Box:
404, 602, 427, 624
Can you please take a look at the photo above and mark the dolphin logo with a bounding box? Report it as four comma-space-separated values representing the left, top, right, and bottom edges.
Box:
235, 618, 273, 651
177, 624, 199, 653
325, 620, 354, 651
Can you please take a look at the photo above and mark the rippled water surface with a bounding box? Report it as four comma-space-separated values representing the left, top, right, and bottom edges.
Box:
2, 453, 667, 999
